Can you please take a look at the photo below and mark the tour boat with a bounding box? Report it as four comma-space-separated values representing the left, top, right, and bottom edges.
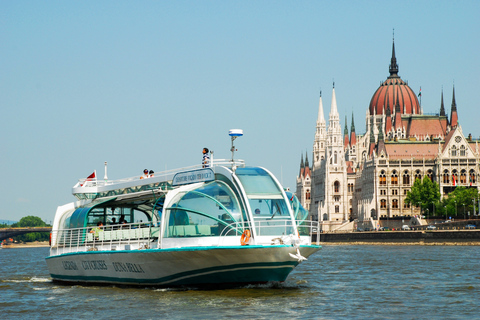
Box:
46, 130, 321, 287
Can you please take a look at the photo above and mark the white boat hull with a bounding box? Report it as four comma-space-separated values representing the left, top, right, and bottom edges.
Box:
46, 245, 320, 287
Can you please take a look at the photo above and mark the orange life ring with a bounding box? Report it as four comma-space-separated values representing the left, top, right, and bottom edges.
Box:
240, 229, 251, 246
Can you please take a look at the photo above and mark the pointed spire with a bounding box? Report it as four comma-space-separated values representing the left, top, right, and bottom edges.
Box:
389, 34, 399, 77
450, 85, 458, 128
451, 85, 457, 111
350, 112, 355, 132
440, 88, 446, 116
344, 115, 349, 148
329, 85, 338, 118
350, 112, 356, 146
305, 152, 309, 168
344, 116, 349, 135
317, 89, 325, 124
299, 153, 304, 177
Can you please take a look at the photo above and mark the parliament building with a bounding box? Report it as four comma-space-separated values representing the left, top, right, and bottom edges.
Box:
296, 40, 479, 231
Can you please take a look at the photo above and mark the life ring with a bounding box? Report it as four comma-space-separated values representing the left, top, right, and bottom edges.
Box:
240, 229, 251, 246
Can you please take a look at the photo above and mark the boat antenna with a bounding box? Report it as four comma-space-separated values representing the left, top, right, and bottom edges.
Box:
229, 129, 243, 171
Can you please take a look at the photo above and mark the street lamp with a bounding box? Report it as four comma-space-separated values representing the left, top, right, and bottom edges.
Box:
426, 208, 429, 221
473, 199, 475, 219
463, 204, 466, 220
455, 200, 457, 220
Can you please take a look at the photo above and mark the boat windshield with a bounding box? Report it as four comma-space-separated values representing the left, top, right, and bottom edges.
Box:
165, 181, 242, 237
235, 167, 294, 236
235, 167, 290, 218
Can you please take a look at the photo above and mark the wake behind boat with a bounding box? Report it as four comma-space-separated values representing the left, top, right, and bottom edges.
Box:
46, 130, 321, 287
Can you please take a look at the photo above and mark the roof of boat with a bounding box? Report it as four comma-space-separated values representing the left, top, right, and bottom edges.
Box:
72, 159, 245, 200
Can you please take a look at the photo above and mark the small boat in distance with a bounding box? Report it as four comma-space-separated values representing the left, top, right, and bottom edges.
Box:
46, 130, 321, 287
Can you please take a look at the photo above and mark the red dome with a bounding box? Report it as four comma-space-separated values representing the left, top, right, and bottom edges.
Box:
369, 77, 420, 115
369, 40, 421, 116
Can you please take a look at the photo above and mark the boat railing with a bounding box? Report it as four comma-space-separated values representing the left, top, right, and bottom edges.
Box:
75, 159, 246, 188
51, 222, 160, 254
218, 219, 320, 245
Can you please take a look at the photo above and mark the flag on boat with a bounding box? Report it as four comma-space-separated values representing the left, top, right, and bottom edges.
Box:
418, 87, 421, 97
81, 171, 96, 187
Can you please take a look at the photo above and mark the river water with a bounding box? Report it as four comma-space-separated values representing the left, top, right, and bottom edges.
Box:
1, 245, 478, 319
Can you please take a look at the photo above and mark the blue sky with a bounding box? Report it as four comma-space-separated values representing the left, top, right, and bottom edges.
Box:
1, 1, 479, 223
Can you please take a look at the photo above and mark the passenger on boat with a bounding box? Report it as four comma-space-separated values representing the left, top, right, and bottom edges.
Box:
149, 170, 154, 177
90, 222, 103, 240
119, 214, 127, 224
140, 169, 149, 179
255, 208, 261, 214
202, 148, 210, 168
110, 217, 117, 225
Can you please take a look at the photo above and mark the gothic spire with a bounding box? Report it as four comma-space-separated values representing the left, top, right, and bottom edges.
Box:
440, 88, 446, 116
451, 85, 457, 111
299, 153, 304, 176
450, 85, 458, 128
305, 152, 309, 168
349, 112, 357, 146
317, 89, 325, 124
389, 36, 399, 78
350, 112, 355, 132
329, 84, 339, 118
344, 115, 349, 148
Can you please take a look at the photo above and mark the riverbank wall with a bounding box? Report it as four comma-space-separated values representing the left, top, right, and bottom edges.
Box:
315, 230, 480, 245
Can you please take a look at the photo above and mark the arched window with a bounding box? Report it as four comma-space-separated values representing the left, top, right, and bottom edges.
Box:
335, 205, 339, 213
460, 145, 466, 156
306, 189, 311, 200
323, 213, 328, 221
334, 151, 338, 164
443, 170, 450, 183
403, 170, 410, 185
380, 199, 386, 209
415, 170, 422, 181
403, 200, 410, 209
392, 199, 398, 209
427, 169, 434, 181
391, 170, 398, 185
379, 170, 386, 185
334, 181, 340, 193
470, 170, 476, 184
451, 146, 457, 157
452, 170, 458, 185
460, 170, 467, 184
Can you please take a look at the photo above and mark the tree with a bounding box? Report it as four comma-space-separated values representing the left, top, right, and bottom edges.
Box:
11, 215, 50, 242
439, 187, 480, 219
405, 177, 441, 215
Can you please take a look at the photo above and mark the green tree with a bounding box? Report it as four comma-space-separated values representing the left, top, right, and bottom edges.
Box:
405, 177, 441, 216
439, 187, 480, 219
11, 215, 50, 242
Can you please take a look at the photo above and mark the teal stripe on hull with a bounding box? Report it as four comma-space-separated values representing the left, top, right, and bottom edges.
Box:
50, 261, 297, 286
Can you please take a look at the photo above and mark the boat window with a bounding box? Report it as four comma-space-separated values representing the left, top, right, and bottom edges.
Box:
249, 198, 289, 219
235, 167, 282, 196
165, 181, 242, 237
